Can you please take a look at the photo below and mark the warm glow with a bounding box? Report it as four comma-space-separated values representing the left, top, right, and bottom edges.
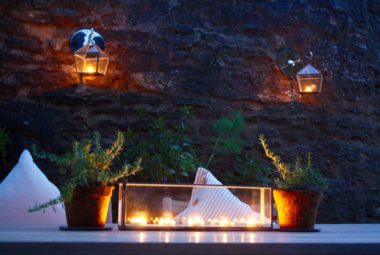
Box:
222, 233, 228, 243
194, 232, 201, 243
139, 232, 146, 243
158, 217, 176, 226
127, 214, 262, 228
304, 84, 317, 92
246, 218, 258, 227
85, 65, 96, 73
219, 218, 234, 227
188, 216, 205, 226
206, 218, 219, 226
129, 216, 148, 225
164, 232, 170, 243
249, 233, 256, 243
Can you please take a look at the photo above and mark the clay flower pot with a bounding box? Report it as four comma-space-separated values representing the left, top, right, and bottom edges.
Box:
273, 189, 323, 230
64, 186, 114, 227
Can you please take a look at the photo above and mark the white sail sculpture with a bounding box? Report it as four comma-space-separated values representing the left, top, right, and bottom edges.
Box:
0, 150, 66, 224
175, 167, 262, 224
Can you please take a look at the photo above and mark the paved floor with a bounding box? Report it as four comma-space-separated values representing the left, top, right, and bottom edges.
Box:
1, 224, 379, 255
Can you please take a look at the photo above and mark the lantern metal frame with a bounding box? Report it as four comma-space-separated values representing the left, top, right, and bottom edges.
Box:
69, 28, 109, 84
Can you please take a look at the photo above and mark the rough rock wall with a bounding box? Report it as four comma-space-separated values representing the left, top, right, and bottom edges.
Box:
0, 0, 379, 222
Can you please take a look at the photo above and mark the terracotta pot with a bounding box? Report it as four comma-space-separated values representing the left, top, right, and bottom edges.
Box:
64, 186, 114, 227
273, 189, 323, 229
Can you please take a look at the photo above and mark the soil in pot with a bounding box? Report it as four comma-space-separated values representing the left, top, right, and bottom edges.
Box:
64, 186, 114, 227
273, 189, 323, 229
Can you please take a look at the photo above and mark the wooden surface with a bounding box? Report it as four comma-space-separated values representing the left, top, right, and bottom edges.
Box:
0, 224, 379, 255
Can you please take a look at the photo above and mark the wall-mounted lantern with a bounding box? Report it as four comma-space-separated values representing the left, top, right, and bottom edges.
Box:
296, 64, 323, 93
69, 28, 109, 83
277, 48, 323, 99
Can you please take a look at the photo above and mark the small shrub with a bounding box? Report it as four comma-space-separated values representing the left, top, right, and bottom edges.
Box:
259, 135, 328, 191
124, 106, 198, 183
29, 131, 141, 212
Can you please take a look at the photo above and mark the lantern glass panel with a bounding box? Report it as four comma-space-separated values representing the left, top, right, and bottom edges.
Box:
118, 183, 273, 231
296, 75, 322, 93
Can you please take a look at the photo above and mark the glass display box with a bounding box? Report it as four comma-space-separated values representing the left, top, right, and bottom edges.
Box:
118, 183, 273, 231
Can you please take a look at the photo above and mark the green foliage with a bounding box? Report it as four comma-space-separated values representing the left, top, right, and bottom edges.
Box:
202, 111, 271, 186
124, 106, 198, 183
205, 111, 246, 168
0, 124, 10, 163
29, 131, 142, 212
259, 135, 328, 191
221, 155, 272, 185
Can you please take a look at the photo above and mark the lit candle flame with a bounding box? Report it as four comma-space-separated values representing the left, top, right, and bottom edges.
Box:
130, 216, 148, 225
86, 65, 96, 73
246, 218, 257, 227
304, 84, 317, 92
188, 216, 205, 226
219, 218, 233, 227
158, 217, 176, 226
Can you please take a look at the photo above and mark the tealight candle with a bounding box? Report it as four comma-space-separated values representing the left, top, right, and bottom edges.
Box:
188, 216, 205, 226
130, 216, 148, 226
158, 217, 176, 226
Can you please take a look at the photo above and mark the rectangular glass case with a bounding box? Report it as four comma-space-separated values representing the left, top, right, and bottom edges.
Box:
118, 183, 272, 231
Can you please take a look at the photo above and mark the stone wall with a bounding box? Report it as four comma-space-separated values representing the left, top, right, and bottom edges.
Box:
0, 0, 379, 222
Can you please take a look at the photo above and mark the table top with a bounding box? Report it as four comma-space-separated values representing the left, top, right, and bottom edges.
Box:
1, 224, 379, 255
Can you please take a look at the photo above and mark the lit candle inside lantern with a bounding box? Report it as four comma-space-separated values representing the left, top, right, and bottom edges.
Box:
219, 218, 234, 227
130, 216, 148, 225
158, 217, 176, 226
188, 216, 205, 226
304, 84, 317, 92
206, 218, 219, 226
86, 65, 96, 73
246, 218, 257, 227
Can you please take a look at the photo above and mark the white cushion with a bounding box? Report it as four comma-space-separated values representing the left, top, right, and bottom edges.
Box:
176, 167, 262, 222
0, 150, 66, 224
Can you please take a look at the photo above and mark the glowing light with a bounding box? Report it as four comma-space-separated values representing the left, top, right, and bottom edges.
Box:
247, 218, 258, 227
158, 217, 176, 226
164, 232, 170, 243
129, 216, 148, 225
222, 233, 228, 243
188, 216, 205, 227
139, 232, 146, 243
304, 84, 317, 92
194, 232, 201, 243
86, 65, 96, 73
219, 218, 233, 227
250, 233, 256, 243
206, 218, 219, 226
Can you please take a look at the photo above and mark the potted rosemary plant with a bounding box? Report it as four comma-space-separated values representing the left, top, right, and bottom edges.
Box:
259, 135, 328, 230
29, 131, 142, 228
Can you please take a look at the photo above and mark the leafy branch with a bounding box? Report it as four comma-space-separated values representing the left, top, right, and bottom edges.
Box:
28, 131, 142, 212
205, 111, 245, 168
259, 135, 328, 191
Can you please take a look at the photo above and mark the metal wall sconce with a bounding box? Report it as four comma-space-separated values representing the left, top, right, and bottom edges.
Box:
69, 28, 109, 83
277, 48, 323, 99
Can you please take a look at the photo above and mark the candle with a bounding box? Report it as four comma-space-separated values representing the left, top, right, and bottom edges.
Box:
219, 218, 234, 227
304, 84, 317, 92
188, 216, 205, 226
158, 217, 176, 226
86, 65, 96, 73
129, 216, 148, 225
246, 218, 257, 227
